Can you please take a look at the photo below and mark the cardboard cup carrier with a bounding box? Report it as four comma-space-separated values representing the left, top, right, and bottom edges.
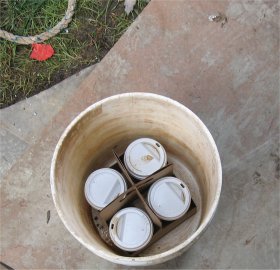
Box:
85, 139, 197, 254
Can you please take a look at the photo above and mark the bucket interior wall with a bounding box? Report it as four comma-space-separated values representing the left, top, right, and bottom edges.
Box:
52, 94, 220, 259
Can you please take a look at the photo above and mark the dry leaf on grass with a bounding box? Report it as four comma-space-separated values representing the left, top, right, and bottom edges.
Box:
124, 0, 137, 15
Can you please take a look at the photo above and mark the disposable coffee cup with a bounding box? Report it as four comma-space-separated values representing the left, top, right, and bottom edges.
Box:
148, 176, 191, 221
109, 207, 153, 252
124, 138, 167, 180
84, 168, 127, 210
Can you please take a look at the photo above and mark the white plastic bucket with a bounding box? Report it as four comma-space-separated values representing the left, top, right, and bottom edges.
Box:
50, 93, 222, 266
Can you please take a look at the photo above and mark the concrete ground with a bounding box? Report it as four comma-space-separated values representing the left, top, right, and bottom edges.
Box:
1, 0, 279, 269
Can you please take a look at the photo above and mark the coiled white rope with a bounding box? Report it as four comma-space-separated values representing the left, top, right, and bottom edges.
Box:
0, 0, 76, 45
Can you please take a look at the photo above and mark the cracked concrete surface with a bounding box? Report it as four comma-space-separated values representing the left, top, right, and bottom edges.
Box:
0, 0, 279, 269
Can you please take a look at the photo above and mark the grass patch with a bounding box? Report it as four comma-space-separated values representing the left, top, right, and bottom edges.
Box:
0, 0, 148, 108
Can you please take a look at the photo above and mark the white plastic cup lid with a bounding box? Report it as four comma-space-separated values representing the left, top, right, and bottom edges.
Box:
84, 168, 127, 210
148, 177, 191, 221
124, 138, 167, 180
109, 207, 153, 252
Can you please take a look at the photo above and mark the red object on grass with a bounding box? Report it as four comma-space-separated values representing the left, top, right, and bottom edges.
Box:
30, 43, 54, 61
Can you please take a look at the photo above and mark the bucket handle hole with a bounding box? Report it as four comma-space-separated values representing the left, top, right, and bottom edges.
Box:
180, 183, 185, 188
111, 224, 114, 229
156, 143, 160, 147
